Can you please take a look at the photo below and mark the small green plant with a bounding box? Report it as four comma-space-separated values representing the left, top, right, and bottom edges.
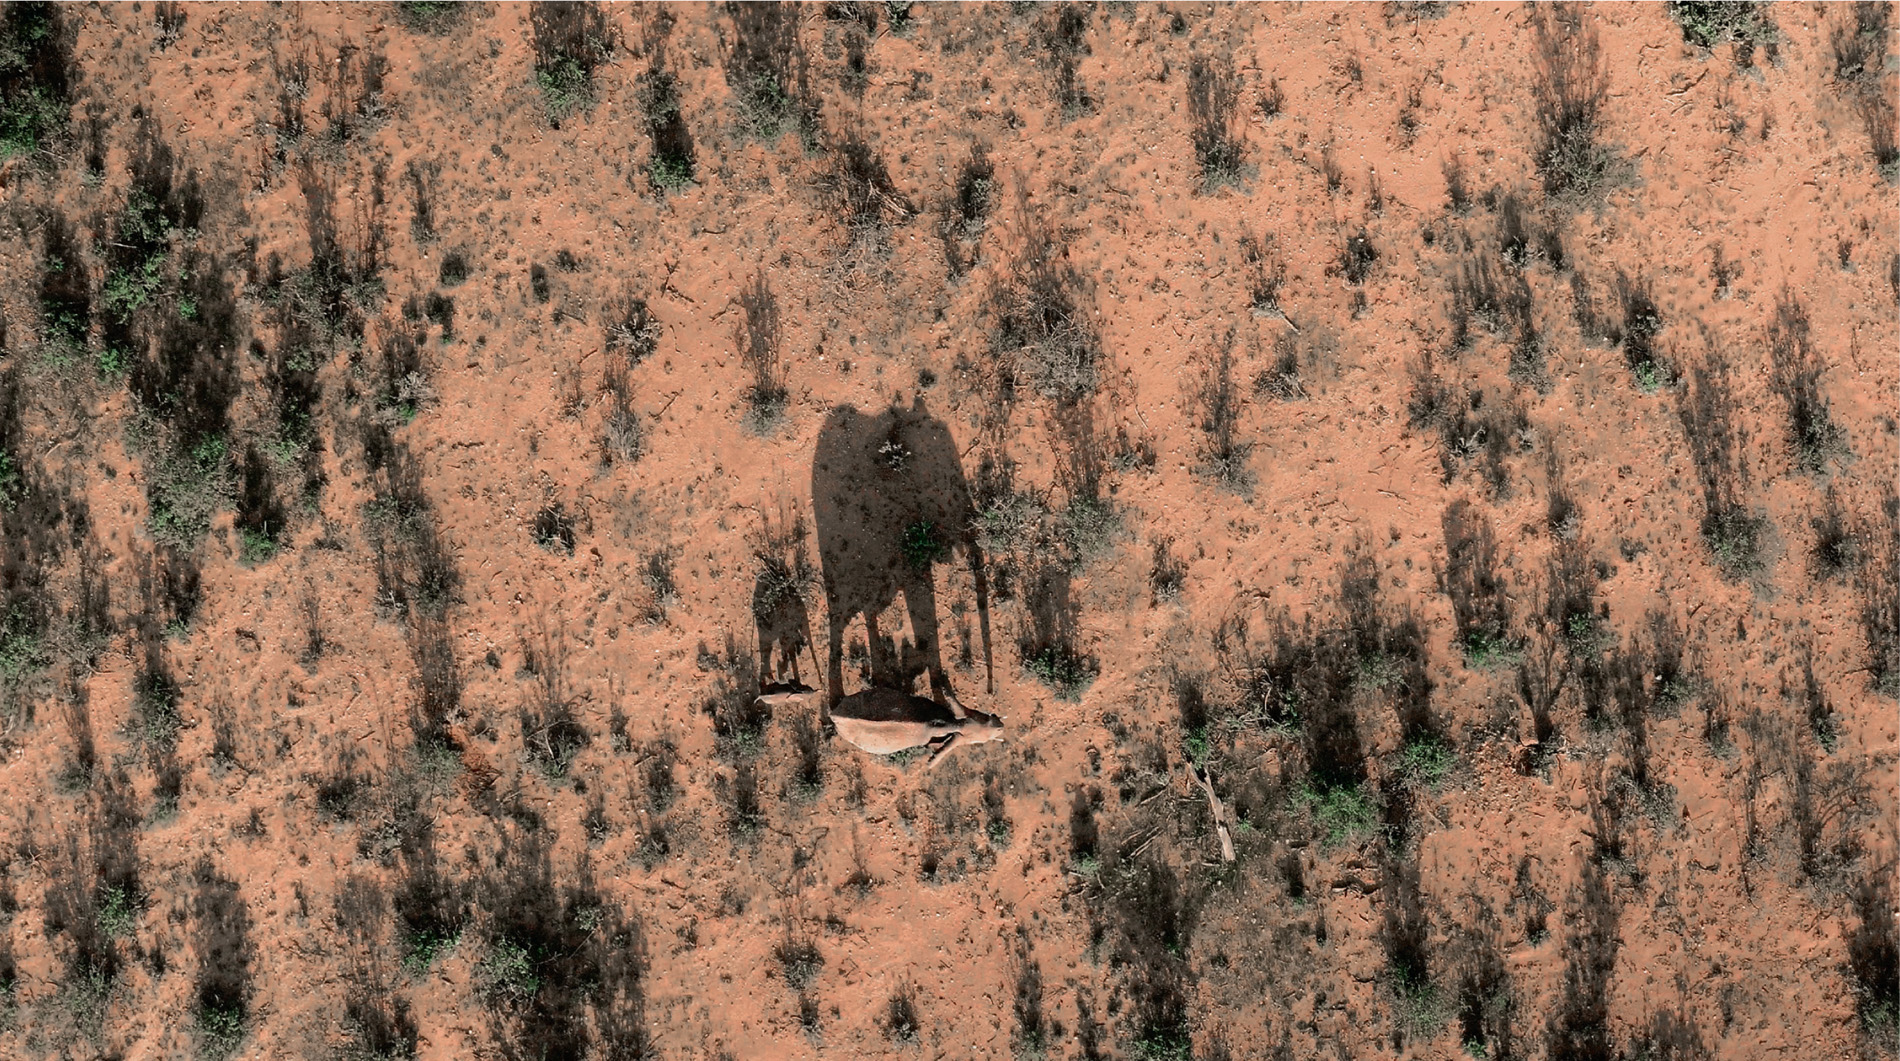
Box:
1704, 507, 1767, 578
1631, 358, 1666, 393
1392, 978, 1451, 1045
736, 74, 807, 144
649, 152, 694, 193
774, 938, 824, 990
0, 4, 70, 159
397, 1, 462, 32
239, 527, 278, 565
480, 937, 541, 1001
134, 670, 183, 752
1563, 611, 1611, 654
1059, 497, 1120, 569
1301, 780, 1379, 846
148, 433, 233, 548
401, 924, 461, 975
101, 186, 177, 321
1460, 626, 1524, 669
1668, 1, 1778, 51
1183, 726, 1209, 766
0, 84, 63, 159
97, 883, 138, 939
197, 1000, 246, 1060
0, 452, 19, 510
1398, 735, 1454, 788
536, 56, 593, 125
1025, 645, 1095, 700
1353, 651, 1404, 692
0, 604, 46, 687
901, 521, 948, 570
96, 343, 129, 378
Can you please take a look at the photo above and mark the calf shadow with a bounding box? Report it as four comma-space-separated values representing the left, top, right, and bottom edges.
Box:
811, 397, 991, 705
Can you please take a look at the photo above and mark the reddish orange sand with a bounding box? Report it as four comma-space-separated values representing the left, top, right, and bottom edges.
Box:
0, 3, 1894, 1060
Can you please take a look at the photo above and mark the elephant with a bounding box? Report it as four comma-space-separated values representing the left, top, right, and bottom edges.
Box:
810, 397, 992, 706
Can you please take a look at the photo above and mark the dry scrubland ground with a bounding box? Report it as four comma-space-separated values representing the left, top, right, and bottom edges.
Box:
0, 1, 1895, 1059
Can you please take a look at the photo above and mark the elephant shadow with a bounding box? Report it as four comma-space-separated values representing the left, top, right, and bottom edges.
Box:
810, 397, 991, 705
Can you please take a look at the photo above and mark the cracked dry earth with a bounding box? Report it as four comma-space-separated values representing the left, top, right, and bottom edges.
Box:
0, 2, 1895, 1060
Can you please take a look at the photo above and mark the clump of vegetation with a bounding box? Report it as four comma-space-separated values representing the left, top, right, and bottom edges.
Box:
1240, 231, 1287, 319
1408, 360, 1531, 496
884, 983, 921, 1044
1041, 4, 1095, 119
1678, 363, 1770, 579
520, 625, 587, 779
1531, 4, 1622, 206
0, 2, 72, 160
725, 1, 815, 146
1383, 860, 1449, 1044
532, 500, 577, 555
736, 273, 788, 432
901, 520, 948, 570
1025, 641, 1095, 700
1847, 875, 1899, 1049
703, 637, 768, 754
1193, 330, 1254, 493
1615, 275, 1670, 392
1668, 2, 1778, 56
1833, 1, 1892, 85
1440, 500, 1523, 668
640, 60, 696, 193
1339, 229, 1379, 286
397, 1, 463, 33
192, 861, 255, 1061
1187, 54, 1247, 191
102, 183, 184, 323
774, 937, 823, 989
1766, 293, 1847, 473
939, 142, 995, 276
640, 548, 679, 624
990, 222, 1104, 405
530, 1, 613, 127
473, 833, 651, 1058
827, 131, 914, 256
1857, 486, 1900, 698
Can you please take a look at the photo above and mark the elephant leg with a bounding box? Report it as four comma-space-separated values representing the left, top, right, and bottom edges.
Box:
904, 574, 946, 698
925, 731, 960, 771
826, 605, 848, 708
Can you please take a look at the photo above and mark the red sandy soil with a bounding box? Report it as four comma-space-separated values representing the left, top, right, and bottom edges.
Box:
0, 2, 1894, 1060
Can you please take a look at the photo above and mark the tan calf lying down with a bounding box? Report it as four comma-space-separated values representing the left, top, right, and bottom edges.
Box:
756, 684, 1004, 769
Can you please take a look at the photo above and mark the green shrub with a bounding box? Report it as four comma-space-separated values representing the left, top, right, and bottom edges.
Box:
1398, 735, 1454, 788
97, 883, 138, 939
649, 152, 694, 193
148, 434, 233, 548
1301, 780, 1379, 846
0, 452, 19, 510
396, 1, 462, 33
900, 520, 948, 569
0, 602, 45, 685
0, 4, 71, 159
401, 924, 460, 975
197, 1001, 246, 1060
536, 57, 593, 125
479, 937, 541, 1001
101, 186, 177, 322
1704, 507, 1767, 578
1668, 1, 1778, 51
1025, 644, 1095, 700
